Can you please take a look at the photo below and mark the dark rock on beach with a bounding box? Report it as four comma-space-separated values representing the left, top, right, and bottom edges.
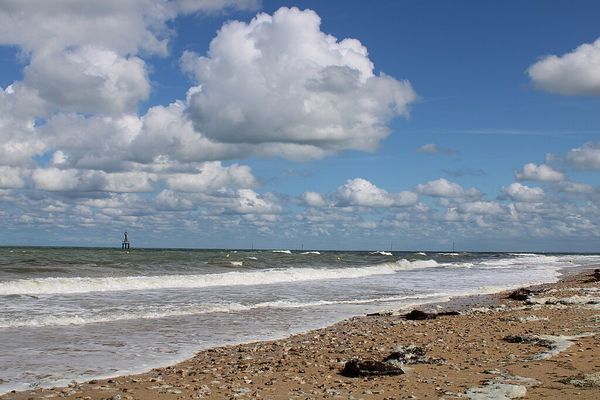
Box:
404, 309, 460, 320
404, 310, 436, 320
507, 288, 533, 301
341, 358, 404, 378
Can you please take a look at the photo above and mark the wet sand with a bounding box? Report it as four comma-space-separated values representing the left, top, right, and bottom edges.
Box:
2, 269, 599, 399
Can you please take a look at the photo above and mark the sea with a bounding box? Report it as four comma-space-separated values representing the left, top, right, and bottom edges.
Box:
1, 247, 599, 394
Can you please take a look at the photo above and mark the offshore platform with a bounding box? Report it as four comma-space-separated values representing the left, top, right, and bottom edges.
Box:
121, 231, 130, 250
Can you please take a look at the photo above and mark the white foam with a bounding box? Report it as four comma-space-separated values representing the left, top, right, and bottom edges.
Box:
0, 260, 438, 296
228, 261, 243, 266
370, 251, 393, 256
301, 251, 321, 255
416, 252, 427, 256
0, 293, 445, 328
530, 333, 598, 360
395, 259, 440, 270
466, 383, 527, 399
271, 250, 291, 254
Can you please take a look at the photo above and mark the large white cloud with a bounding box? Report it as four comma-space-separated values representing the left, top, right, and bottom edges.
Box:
416, 178, 480, 198
528, 38, 600, 96
183, 7, 417, 158
24, 47, 150, 115
566, 142, 600, 170
0, 1, 259, 117
0, 0, 258, 55
515, 163, 565, 182
502, 182, 544, 202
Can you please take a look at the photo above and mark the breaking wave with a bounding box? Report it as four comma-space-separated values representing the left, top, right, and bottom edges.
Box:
0, 259, 441, 296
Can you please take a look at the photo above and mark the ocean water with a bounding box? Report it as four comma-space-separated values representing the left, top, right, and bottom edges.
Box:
0, 247, 598, 393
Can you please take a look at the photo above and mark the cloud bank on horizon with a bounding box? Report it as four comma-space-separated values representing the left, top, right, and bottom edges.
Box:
0, 1, 599, 250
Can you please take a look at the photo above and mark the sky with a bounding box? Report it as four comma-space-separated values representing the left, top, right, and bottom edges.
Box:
0, 0, 599, 251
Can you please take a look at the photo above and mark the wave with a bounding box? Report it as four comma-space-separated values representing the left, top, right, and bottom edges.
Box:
370, 251, 393, 256
0, 260, 439, 296
0, 293, 448, 329
301, 251, 321, 255
272, 250, 291, 254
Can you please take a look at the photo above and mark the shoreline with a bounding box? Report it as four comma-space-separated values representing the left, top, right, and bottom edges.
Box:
2, 267, 599, 399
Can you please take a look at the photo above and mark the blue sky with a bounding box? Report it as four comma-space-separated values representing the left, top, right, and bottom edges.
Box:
0, 0, 599, 251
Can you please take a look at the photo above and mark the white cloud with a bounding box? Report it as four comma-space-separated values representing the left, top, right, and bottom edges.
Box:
227, 189, 281, 214
555, 181, 594, 194
0, 0, 256, 55
301, 191, 326, 207
502, 182, 544, 202
0, 166, 25, 188
336, 178, 417, 207
458, 201, 503, 215
103, 172, 156, 193
31, 168, 157, 193
165, 162, 257, 192
566, 142, 600, 169
155, 189, 195, 211
515, 163, 565, 182
183, 7, 417, 158
24, 47, 150, 115
31, 168, 80, 191
417, 143, 454, 155
528, 38, 600, 96
416, 178, 479, 198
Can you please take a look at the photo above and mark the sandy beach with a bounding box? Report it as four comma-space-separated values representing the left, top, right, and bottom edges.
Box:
2, 268, 598, 400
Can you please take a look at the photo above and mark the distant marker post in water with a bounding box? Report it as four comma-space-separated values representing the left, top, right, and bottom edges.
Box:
121, 231, 130, 250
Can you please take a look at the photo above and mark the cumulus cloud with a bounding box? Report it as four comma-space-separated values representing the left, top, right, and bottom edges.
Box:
566, 142, 600, 169
335, 178, 417, 207
416, 178, 480, 198
24, 47, 150, 115
183, 7, 417, 158
515, 163, 565, 182
502, 182, 544, 202
301, 191, 327, 207
226, 189, 281, 214
528, 38, 600, 96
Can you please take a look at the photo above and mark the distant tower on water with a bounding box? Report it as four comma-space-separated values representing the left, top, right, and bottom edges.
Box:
122, 231, 130, 250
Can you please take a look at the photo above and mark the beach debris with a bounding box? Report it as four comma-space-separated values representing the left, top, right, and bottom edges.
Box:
560, 371, 600, 387
384, 345, 446, 365
502, 335, 553, 347
503, 333, 598, 360
341, 358, 404, 377
594, 269, 600, 281
465, 383, 527, 399
526, 294, 600, 306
